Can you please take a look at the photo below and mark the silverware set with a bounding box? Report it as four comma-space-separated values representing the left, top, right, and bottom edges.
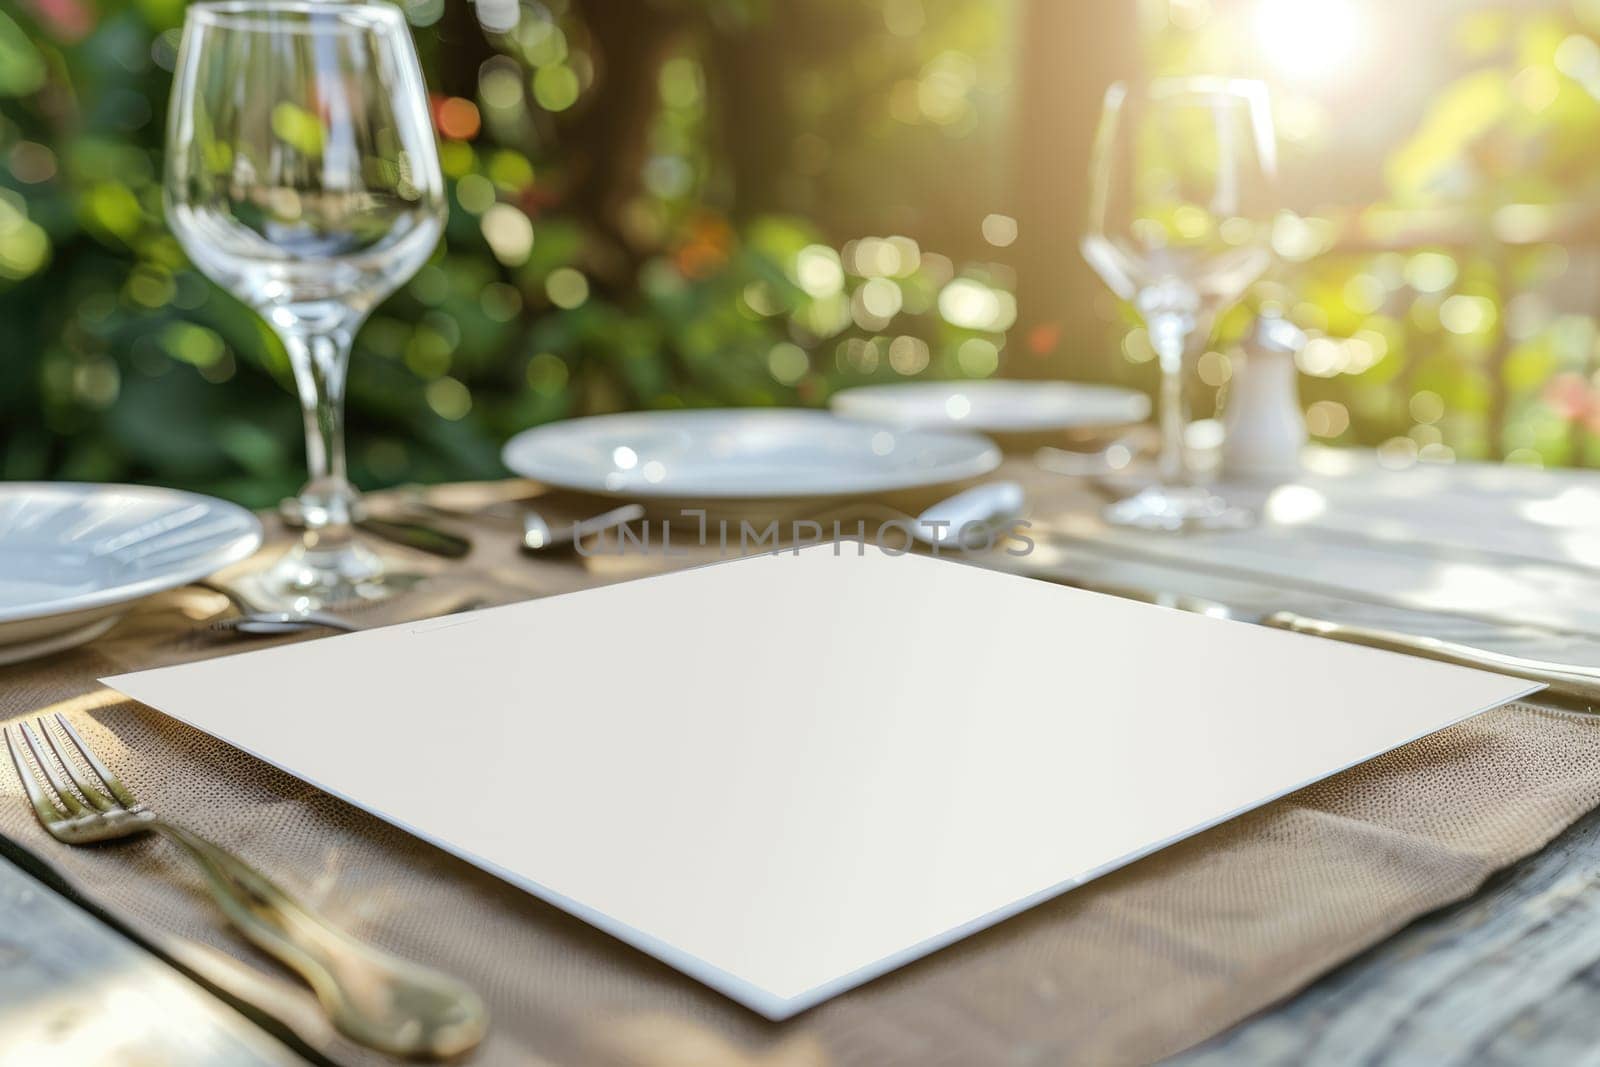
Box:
248, 485, 1600, 709
5, 713, 488, 1058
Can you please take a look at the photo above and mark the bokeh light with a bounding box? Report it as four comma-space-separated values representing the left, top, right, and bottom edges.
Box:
11, 0, 1592, 497
1252, 0, 1365, 83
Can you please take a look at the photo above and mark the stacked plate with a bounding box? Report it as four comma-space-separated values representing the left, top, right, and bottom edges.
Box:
830, 380, 1149, 450
0, 484, 262, 666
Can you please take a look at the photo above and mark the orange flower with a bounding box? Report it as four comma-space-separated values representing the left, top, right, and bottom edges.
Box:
433, 96, 481, 141
1026, 321, 1060, 357
672, 214, 734, 279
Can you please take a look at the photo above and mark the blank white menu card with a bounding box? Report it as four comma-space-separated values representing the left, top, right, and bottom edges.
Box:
105, 546, 1537, 1019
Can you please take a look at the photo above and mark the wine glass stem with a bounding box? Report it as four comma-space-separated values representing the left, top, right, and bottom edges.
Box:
1149, 313, 1195, 487
279, 320, 359, 551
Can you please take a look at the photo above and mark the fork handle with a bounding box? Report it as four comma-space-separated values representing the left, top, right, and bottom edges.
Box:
151, 821, 487, 1058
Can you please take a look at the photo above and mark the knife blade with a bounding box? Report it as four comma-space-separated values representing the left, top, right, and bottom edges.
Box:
278, 498, 472, 559
1033, 572, 1600, 711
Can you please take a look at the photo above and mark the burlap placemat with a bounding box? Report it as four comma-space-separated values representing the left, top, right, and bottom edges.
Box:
3, 486, 1600, 1066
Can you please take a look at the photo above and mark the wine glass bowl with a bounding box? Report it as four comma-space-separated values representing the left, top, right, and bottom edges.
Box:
165, 1, 446, 605
1082, 78, 1278, 531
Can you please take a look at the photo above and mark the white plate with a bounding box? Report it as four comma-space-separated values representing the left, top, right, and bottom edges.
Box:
830, 380, 1150, 434
501, 409, 1001, 499
0, 616, 120, 668
0, 483, 262, 661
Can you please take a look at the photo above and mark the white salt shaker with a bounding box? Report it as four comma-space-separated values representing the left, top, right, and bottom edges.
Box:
1222, 315, 1307, 483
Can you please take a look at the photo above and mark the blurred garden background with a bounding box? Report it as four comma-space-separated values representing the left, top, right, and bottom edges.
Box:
6, 0, 1600, 505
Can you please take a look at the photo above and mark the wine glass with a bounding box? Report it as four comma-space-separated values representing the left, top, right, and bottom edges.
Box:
1082, 78, 1278, 531
164, 1, 446, 606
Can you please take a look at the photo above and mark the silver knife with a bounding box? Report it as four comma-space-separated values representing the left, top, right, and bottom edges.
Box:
1036, 574, 1600, 710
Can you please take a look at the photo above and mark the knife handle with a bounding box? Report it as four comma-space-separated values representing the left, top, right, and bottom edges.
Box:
1262, 612, 1600, 710
357, 517, 472, 559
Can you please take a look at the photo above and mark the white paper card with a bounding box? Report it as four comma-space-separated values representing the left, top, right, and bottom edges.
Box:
105, 547, 1537, 1019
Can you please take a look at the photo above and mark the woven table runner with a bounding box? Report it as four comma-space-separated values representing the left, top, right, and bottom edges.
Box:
3, 482, 1599, 1066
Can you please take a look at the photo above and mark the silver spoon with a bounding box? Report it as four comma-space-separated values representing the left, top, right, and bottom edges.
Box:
910, 481, 1027, 550
193, 580, 363, 635
523, 503, 646, 553
210, 609, 364, 636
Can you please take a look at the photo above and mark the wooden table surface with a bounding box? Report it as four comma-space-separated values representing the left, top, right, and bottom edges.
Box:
0, 849, 302, 1065
6, 451, 1600, 1066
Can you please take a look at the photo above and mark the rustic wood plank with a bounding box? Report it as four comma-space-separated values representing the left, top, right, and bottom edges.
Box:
0, 853, 301, 1066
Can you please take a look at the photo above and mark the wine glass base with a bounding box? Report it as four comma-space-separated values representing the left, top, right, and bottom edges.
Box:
1103, 485, 1253, 533
239, 541, 424, 611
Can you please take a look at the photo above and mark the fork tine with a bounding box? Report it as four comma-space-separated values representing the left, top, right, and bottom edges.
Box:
16, 722, 89, 818
5, 727, 67, 827
37, 717, 117, 812
53, 713, 140, 810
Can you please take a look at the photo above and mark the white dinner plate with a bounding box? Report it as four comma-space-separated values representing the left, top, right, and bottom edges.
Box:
501, 409, 1001, 499
830, 379, 1150, 434
0, 483, 262, 663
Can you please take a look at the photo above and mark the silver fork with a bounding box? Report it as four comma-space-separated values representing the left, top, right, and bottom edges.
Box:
5, 714, 487, 1059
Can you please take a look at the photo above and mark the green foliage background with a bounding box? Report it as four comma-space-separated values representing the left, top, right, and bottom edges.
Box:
0, 0, 1016, 506
1155, 0, 1600, 468
11, 0, 1600, 505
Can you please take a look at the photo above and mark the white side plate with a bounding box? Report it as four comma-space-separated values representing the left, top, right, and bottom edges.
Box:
501, 409, 1001, 499
0, 483, 262, 660
830, 380, 1150, 433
